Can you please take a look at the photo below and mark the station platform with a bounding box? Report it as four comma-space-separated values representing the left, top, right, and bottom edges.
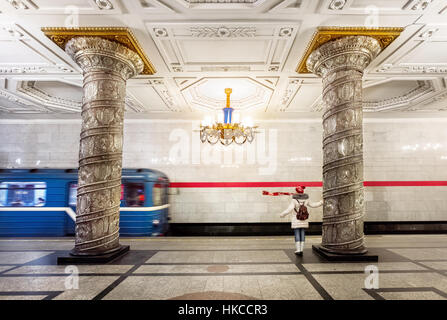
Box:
0, 235, 446, 300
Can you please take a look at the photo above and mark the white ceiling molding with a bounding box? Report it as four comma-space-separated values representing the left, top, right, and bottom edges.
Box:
0, 23, 77, 75
125, 95, 146, 113
1, 0, 447, 116
174, 0, 267, 9
189, 26, 257, 38
128, 0, 176, 13
0, 88, 45, 113
174, 77, 199, 90
17, 80, 80, 112
403, 0, 435, 11
146, 22, 300, 73
363, 80, 435, 111
255, 76, 279, 88
307, 80, 447, 112
1, 80, 171, 114
4, 0, 36, 10
3, 0, 122, 14
147, 79, 180, 112
328, 0, 349, 11
278, 78, 322, 113
318, 0, 435, 14
279, 78, 301, 111
371, 25, 447, 75
92, 0, 114, 10
268, 0, 310, 13
181, 77, 273, 112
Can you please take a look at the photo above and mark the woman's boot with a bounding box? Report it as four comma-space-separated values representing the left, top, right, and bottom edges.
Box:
295, 242, 301, 254
299, 241, 305, 255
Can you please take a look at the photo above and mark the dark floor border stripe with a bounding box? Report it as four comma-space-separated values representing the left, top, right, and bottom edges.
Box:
284, 249, 333, 301
92, 251, 158, 300
44, 291, 64, 300
0, 266, 22, 275
0, 248, 306, 252
154, 249, 293, 251
411, 261, 447, 278
414, 259, 447, 262
309, 270, 438, 275
364, 287, 447, 299
0, 272, 302, 277
2, 270, 444, 278
0, 291, 64, 300
0, 273, 126, 277
169, 222, 447, 236
131, 272, 302, 276
143, 262, 293, 265
363, 289, 385, 300
1, 247, 447, 253
92, 264, 140, 300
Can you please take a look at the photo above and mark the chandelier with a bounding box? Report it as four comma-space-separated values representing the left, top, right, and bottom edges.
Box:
200, 88, 257, 146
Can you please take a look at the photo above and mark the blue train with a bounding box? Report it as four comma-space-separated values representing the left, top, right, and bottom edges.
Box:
0, 168, 170, 237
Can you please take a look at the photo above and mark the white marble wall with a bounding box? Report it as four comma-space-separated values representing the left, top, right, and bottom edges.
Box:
1, 118, 446, 223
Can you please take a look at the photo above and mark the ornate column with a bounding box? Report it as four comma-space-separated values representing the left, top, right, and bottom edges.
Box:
65, 37, 143, 257
306, 36, 381, 255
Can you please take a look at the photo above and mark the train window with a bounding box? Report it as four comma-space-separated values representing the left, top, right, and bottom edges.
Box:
69, 183, 125, 207
153, 183, 168, 206
153, 183, 162, 206
124, 183, 145, 207
68, 183, 77, 206
0, 182, 46, 207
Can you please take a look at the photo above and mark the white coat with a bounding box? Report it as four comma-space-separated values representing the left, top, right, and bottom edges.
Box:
280, 198, 323, 229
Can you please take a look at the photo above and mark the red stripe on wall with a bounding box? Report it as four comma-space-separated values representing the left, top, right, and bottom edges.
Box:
169, 182, 323, 188
169, 181, 447, 188
363, 181, 447, 187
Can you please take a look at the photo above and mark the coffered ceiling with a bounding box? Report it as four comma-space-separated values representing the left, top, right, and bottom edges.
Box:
1, 0, 447, 118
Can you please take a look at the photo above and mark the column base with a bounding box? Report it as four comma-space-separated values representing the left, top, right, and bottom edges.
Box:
312, 245, 378, 262
57, 245, 129, 265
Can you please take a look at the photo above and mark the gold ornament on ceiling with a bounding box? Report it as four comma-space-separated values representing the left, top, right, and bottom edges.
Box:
296, 27, 404, 74
41, 27, 156, 75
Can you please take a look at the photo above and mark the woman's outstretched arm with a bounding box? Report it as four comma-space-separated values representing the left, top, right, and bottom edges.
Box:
280, 200, 296, 218
308, 199, 323, 208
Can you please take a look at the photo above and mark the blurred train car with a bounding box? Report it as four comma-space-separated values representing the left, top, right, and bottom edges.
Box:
0, 168, 170, 237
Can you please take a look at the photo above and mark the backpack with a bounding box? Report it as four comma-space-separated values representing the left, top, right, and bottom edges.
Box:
294, 200, 309, 221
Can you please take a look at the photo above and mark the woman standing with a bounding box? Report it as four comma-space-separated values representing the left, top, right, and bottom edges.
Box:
279, 186, 323, 255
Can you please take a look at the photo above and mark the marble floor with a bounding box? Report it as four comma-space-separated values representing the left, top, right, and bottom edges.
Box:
0, 235, 446, 300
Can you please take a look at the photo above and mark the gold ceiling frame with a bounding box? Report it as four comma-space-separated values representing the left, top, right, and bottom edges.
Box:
41, 27, 156, 75
296, 27, 404, 74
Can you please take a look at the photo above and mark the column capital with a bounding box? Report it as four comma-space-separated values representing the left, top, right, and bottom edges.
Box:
41, 27, 156, 75
65, 37, 144, 79
295, 27, 403, 74
306, 36, 381, 77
